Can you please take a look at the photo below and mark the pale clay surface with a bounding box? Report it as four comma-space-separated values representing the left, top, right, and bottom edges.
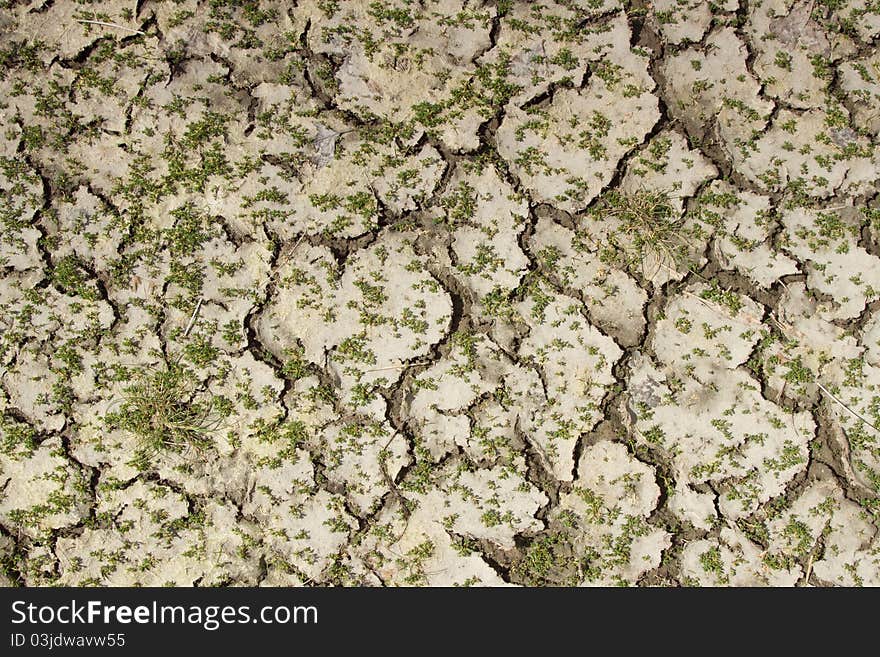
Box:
1, 0, 880, 587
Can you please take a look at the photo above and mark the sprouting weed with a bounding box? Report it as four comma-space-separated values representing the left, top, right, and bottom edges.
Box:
104, 359, 223, 461
595, 188, 693, 280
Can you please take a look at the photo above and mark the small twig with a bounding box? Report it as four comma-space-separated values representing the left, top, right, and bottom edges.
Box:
77, 19, 145, 35
802, 0, 816, 31
803, 552, 814, 587
287, 232, 309, 260
801, 525, 827, 587
815, 381, 880, 436
183, 297, 203, 338
362, 361, 431, 373
769, 312, 810, 343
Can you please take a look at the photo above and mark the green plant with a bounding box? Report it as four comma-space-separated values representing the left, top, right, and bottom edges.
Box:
597, 188, 691, 278
105, 360, 222, 459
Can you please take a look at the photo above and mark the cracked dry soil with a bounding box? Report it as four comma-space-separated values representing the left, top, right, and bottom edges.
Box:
1, 0, 880, 587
